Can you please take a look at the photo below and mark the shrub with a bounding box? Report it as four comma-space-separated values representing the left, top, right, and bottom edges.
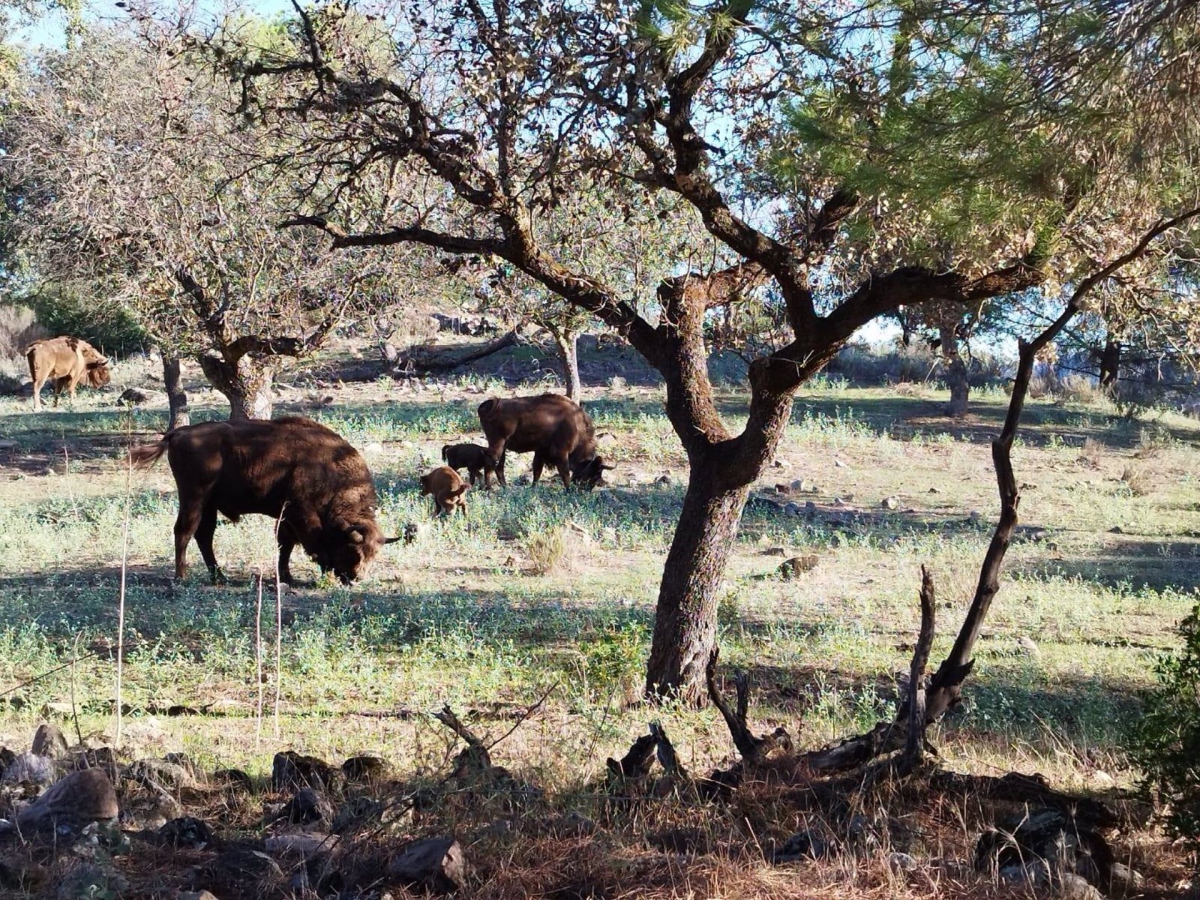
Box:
1128, 602, 1200, 847
0, 304, 48, 361
525, 525, 568, 575
25, 285, 149, 357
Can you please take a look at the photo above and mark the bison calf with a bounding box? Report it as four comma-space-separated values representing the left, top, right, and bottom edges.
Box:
131, 416, 398, 585
420, 466, 469, 516
27, 336, 111, 411
440, 443, 487, 486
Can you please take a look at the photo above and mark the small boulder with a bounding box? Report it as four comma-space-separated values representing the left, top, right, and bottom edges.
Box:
118, 388, 150, 405
387, 837, 466, 893
130, 758, 196, 792
771, 829, 836, 863
881, 496, 900, 510
1016, 636, 1041, 659
272, 751, 341, 794
265, 832, 339, 858
17, 768, 118, 831
31, 724, 68, 760
783, 502, 802, 517
159, 817, 213, 849
1059, 872, 1104, 900
342, 755, 390, 785
775, 483, 791, 495
278, 788, 333, 827
888, 851, 919, 874
55, 862, 128, 900
3, 752, 55, 786
1108, 862, 1144, 898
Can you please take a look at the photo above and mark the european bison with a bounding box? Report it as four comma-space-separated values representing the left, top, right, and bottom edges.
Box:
130, 416, 398, 584
26, 336, 111, 411
477, 393, 612, 490
441, 443, 487, 486
420, 465, 470, 516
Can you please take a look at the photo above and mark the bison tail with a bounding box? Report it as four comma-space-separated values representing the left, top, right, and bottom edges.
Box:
128, 441, 168, 469
441, 445, 449, 462
448, 483, 469, 499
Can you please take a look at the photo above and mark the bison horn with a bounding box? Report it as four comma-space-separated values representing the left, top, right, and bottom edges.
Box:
383, 535, 403, 544
349, 529, 364, 544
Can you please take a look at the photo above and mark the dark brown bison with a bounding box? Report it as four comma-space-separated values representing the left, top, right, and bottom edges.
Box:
440, 443, 487, 486
130, 416, 398, 584
420, 465, 470, 516
477, 393, 612, 490
26, 336, 111, 411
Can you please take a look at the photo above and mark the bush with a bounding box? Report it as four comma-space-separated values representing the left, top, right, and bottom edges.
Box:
25, 285, 149, 357
0, 304, 47, 361
1128, 602, 1200, 846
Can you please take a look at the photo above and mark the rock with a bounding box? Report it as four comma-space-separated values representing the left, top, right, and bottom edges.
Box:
888, 852, 919, 873
1016, 636, 1041, 658
272, 751, 341, 794
1109, 525, 1124, 534
342, 755, 390, 785
881, 496, 900, 510
804, 501, 817, 518
762, 547, 788, 557
775, 483, 791, 495
969, 510, 983, 522
279, 788, 333, 827
1108, 862, 1144, 897
928, 486, 941, 494
382, 343, 399, 363
779, 556, 819, 579
213, 769, 254, 793
197, 847, 284, 890
999, 862, 1050, 888
159, 817, 213, 849
772, 829, 836, 863
130, 758, 196, 791
656, 474, 671, 485
1059, 872, 1104, 900
0, 440, 17, 451
387, 837, 467, 893
333, 796, 383, 832
976, 807, 1112, 888
601, 527, 618, 544
363, 442, 384, 454
178, 892, 221, 900
31, 724, 68, 759
1089, 770, 1115, 789
772, 459, 784, 468
118, 388, 150, 404
834, 459, 846, 468
3, 752, 55, 785
783, 502, 802, 517
17, 768, 118, 831
265, 832, 339, 857
40, 701, 73, 718
746, 496, 783, 514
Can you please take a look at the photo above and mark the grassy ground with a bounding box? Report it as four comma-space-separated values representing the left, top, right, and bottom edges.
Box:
0, 352, 1196, 897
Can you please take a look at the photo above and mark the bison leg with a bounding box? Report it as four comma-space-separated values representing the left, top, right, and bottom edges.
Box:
173, 496, 204, 581
531, 452, 546, 485
555, 457, 572, 489
31, 377, 44, 411
277, 538, 297, 585
484, 446, 507, 489
193, 504, 226, 584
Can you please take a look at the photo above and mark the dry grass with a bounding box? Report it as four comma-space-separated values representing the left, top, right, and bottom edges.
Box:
0, 304, 46, 361
1078, 437, 1104, 469
1120, 464, 1155, 496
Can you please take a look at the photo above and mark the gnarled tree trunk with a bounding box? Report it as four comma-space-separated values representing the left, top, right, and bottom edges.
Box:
199, 353, 275, 420
162, 354, 189, 430
646, 464, 750, 704
940, 322, 970, 417
547, 324, 581, 401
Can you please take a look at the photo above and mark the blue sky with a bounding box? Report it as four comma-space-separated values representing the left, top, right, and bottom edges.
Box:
12, 0, 296, 49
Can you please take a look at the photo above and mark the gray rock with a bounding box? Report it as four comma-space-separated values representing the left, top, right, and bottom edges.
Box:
159, 816, 213, 849
783, 502, 802, 517
342, 755, 390, 785
804, 501, 817, 518
55, 862, 128, 900
130, 758, 196, 791
17, 768, 118, 830
177, 893, 220, 900
264, 832, 339, 857
888, 851, 919, 873
1017, 636, 1041, 659
881, 496, 900, 510
762, 547, 788, 557
272, 751, 341, 794
388, 837, 467, 893
1059, 872, 1104, 900
1108, 862, 1144, 897
279, 787, 333, 827
31, 724, 68, 759
3, 752, 55, 785
834, 459, 846, 467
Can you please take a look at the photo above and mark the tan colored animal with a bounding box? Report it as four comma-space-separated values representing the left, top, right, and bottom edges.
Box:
26, 336, 111, 411
420, 465, 469, 516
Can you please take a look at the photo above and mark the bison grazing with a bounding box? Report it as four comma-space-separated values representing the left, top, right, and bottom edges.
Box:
420, 465, 470, 516
477, 393, 612, 490
26, 336, 111, 411
130, 416, 398, 584
440, 443, 487, 486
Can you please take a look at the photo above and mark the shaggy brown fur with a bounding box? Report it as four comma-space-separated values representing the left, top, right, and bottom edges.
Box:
130, 417, 397, 584
477, 394, 612, 490
420, 465, 470, 516
26, 336, 111, 411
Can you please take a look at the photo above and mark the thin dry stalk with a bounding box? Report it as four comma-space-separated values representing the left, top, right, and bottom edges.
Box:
273, 508, 285, 739
70, 632, 84, 747
115, 448, 132, 748
255, 572, 264, 749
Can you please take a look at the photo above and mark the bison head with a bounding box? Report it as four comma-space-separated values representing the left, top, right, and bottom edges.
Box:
571, 456, 613, 491
322, 517, 400, 583
85, 362, 112, 389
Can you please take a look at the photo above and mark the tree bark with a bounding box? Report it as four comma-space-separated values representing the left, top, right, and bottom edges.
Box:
940, 322, 970, 417
645, 458, 750, 704
547, 325, 581, 401
1099, 337, 1121, 389
199, 353, 275, 420
162, 354, 189, 430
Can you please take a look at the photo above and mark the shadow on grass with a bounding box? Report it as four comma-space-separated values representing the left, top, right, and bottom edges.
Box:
1016, 534, 1200, 594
